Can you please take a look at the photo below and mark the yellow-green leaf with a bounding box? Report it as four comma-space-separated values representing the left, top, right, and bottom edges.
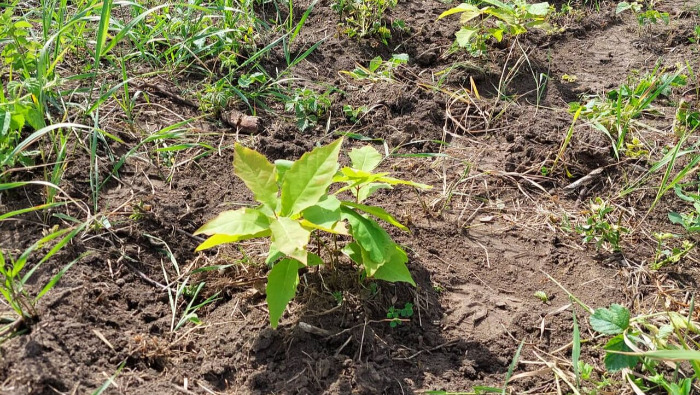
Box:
269, 217, 311, 264
267, 259, 300, 328
280, 138, 343, 216
194, 207, 270, 236
438, 3, 481, 20
349, 145, 383, 172
234, 143, 278, 211
340, 201, 408, 231
373, 246, 415, 286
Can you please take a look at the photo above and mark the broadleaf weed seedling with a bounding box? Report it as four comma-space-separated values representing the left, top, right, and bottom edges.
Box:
575, 198, 629, 252
332, 0, 401, 43
438, 0, 554, 57
340, 54, 408, 83
570, 67, 686, 159
284, 88, 332, 132
387, 302, 413, 327
194, 139, 431, 328
651, 233, 694, 270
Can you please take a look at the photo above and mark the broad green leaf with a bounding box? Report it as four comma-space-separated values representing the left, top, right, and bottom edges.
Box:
438, 3, 481, 20
341, 207, 395, 276
234, 143, 278, 210
373, 246, 415, 285
269, 217, 311, 264
342, 242, 363, 265
307, 252, 324, 266
616, 2, 632, 14
302, 195, 342, 229
341, 201, 407, 231
340, 167, 389, 181
603, 335, 639, 371
590, 304, 630, 335
368, 56, 382, 72
356, 182, 392, 202
266, 245, 285, 266
274, 159, 294, 184
483, 7, 517, 26
528, 2, 550, 16
455, 27, 478, 47
194, 207, 270, 236
196, 232, 270, 251
349, 145, 383, 172
300, 195, 348, 234
668, 212, 684, 225
280, 138, 343, 216
266, 259, 300, 328
489, 28, 504, 42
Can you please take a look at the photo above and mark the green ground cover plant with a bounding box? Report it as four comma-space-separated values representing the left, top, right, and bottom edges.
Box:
575, 198, 629, 252
438, 0, 553, 56
194, 139, 431, 327
0, 225, 87, 340
569, 67, 686, 159
332, 0, 402, 43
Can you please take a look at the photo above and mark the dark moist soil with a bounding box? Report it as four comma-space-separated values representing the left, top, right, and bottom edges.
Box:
1, 1, 699, 394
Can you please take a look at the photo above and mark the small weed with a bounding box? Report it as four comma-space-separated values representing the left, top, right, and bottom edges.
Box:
570, 67, 686, 159
387, 302, 413, 327
333, 0, 400, 43
438, 0, 554, 57
343, 105, 370, 123
0, 225, 87, 339
533, 290, 549, 303
651, 233, 694, 270
576, 198, 629, 252
341, 54, 408, 83
668, 183, 700, 232
616, 1, 669, 31
284, 88, 332, 132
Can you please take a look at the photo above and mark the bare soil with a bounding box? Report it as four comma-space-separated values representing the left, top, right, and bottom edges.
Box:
1, 0, 699, 394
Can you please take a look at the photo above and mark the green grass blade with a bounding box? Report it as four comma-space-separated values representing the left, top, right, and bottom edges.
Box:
502, 339, 524, 395
35, 251, 90, 301
572, 308, 581, 389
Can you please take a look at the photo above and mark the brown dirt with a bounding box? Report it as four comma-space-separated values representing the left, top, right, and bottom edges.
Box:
1, 1, 699, 394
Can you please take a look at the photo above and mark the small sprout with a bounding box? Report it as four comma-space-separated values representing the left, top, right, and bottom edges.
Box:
534, 291, 549, 303
387, 302, 414, 327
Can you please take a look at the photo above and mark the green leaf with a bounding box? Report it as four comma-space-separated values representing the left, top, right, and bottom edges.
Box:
668, 212, 684, 225
301, 195, 348, 234
342, 242, 363, 265
528, 2, 550, 16
349, 145, 383, 172
274, 159, 294, 184
369, 57, 382, 73
341, 207, 395, 276
373, 246, 415, 285
266, 259, 300, 328
590, 304, 630, 335
616, 2, 632, 14
307, 252, 324, 266
280, 138, 343, 216
234, 143, 278, 211
195, 207, 270, 236
455, 27, 478, 47
340, 201, 408, 231
269, 217, 311, 264
603, 335, 639, 371
438, 3, 481, 20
